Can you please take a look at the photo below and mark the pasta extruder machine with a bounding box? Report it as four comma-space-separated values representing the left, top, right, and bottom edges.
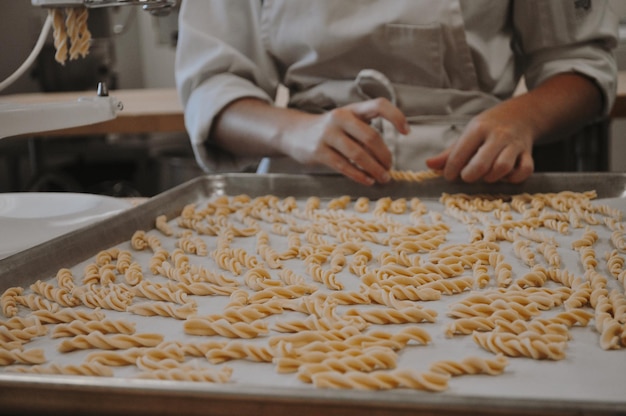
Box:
0, 0, 176, 139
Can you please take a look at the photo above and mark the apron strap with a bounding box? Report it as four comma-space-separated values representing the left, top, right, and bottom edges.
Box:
355, 69, 400, 168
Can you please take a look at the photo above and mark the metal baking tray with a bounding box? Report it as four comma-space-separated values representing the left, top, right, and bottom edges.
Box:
1, 172, 626, 416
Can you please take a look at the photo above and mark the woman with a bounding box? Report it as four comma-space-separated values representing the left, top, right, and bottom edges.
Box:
176, 0, 618, 185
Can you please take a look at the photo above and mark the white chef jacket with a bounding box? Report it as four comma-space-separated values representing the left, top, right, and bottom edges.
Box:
176, 0, 618, 174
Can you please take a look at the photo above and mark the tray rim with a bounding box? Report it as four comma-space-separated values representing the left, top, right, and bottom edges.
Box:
1, 372, 625, 416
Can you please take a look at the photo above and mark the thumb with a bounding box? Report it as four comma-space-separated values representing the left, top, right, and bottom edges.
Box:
426, 147, 452, 170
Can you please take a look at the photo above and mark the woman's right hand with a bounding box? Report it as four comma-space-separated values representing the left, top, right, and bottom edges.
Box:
213, 97, 409, 186
278, 98, 410, 185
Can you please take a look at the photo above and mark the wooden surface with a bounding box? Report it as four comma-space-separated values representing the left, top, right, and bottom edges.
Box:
1, 72, 626, 139
0, 88, 185, 136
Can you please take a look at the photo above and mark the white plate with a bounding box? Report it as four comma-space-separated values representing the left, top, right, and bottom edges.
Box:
0, 192, 132, 260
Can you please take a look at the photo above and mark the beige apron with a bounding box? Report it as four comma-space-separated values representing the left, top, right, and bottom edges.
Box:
258, 1, 502, 174
260, 68, 495, 174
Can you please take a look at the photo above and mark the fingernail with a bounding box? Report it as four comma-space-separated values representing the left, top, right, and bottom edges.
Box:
403, 122, 411, 134
381, 171, 391, 183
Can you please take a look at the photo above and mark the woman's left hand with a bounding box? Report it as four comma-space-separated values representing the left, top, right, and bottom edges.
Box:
426, 73, 605, 184
425, 101, 535, 184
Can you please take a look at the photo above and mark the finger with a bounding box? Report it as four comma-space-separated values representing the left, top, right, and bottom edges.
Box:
318, 145, 376, 186
505, 152, 534, 184
348, 98, 410, 135
459, 139, 510, 183
442, 128, 485, 181
426, 147, 452, 171
338, 115, 393, 170
327, 132, 391, 183
480, 145, 521, 183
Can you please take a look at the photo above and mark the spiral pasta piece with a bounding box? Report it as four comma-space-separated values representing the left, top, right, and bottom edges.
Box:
86, 344, 185, 366
155, 214, 174, 236
131, 230, 149, 251
127, 301, 197, 320
244, 267, 283, 291
472, 331, 566, 360
30, 280, 78, 308
51, 319, 136, 338
533, 309, 594, 328
0, 348, 46, 366
58, 331, 164, 353
447, 299, 540, 320
0, 316, 41, 331
0, 324, 46, 344
429, 354, 509, 376
343, 326, 431, 350
272, 314, 368, 334
1, 287, 23, 318
132, 280, 189, 304
72, 285, 133, 312
205, 340, 274, 363
11, 362, 113, 377
311, 369, 449, 392
184, 318, 268, 338
611, 230, 626, 251
247, 284, 318, 304
268, 327, 361, 349
297, 346, 398, 382
343, 306, 437, 324
135, 365, 233, 383
31, 307, 105, 324
200, 300, 283, 324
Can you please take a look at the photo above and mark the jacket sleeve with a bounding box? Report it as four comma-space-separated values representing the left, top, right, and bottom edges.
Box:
512, 0, 618, 117
175, 0, 280, 172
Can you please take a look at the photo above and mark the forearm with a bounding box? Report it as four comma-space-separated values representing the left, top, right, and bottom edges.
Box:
211, 98, 310, 158
510, 72, 604, 144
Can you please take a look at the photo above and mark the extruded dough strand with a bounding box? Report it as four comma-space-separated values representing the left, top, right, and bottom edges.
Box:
67, 7, 91, 60
49, 9, 69, 64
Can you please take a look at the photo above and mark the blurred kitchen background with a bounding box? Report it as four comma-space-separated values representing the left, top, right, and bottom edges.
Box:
0, 0, 196, 197
0, 0, 625, 197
